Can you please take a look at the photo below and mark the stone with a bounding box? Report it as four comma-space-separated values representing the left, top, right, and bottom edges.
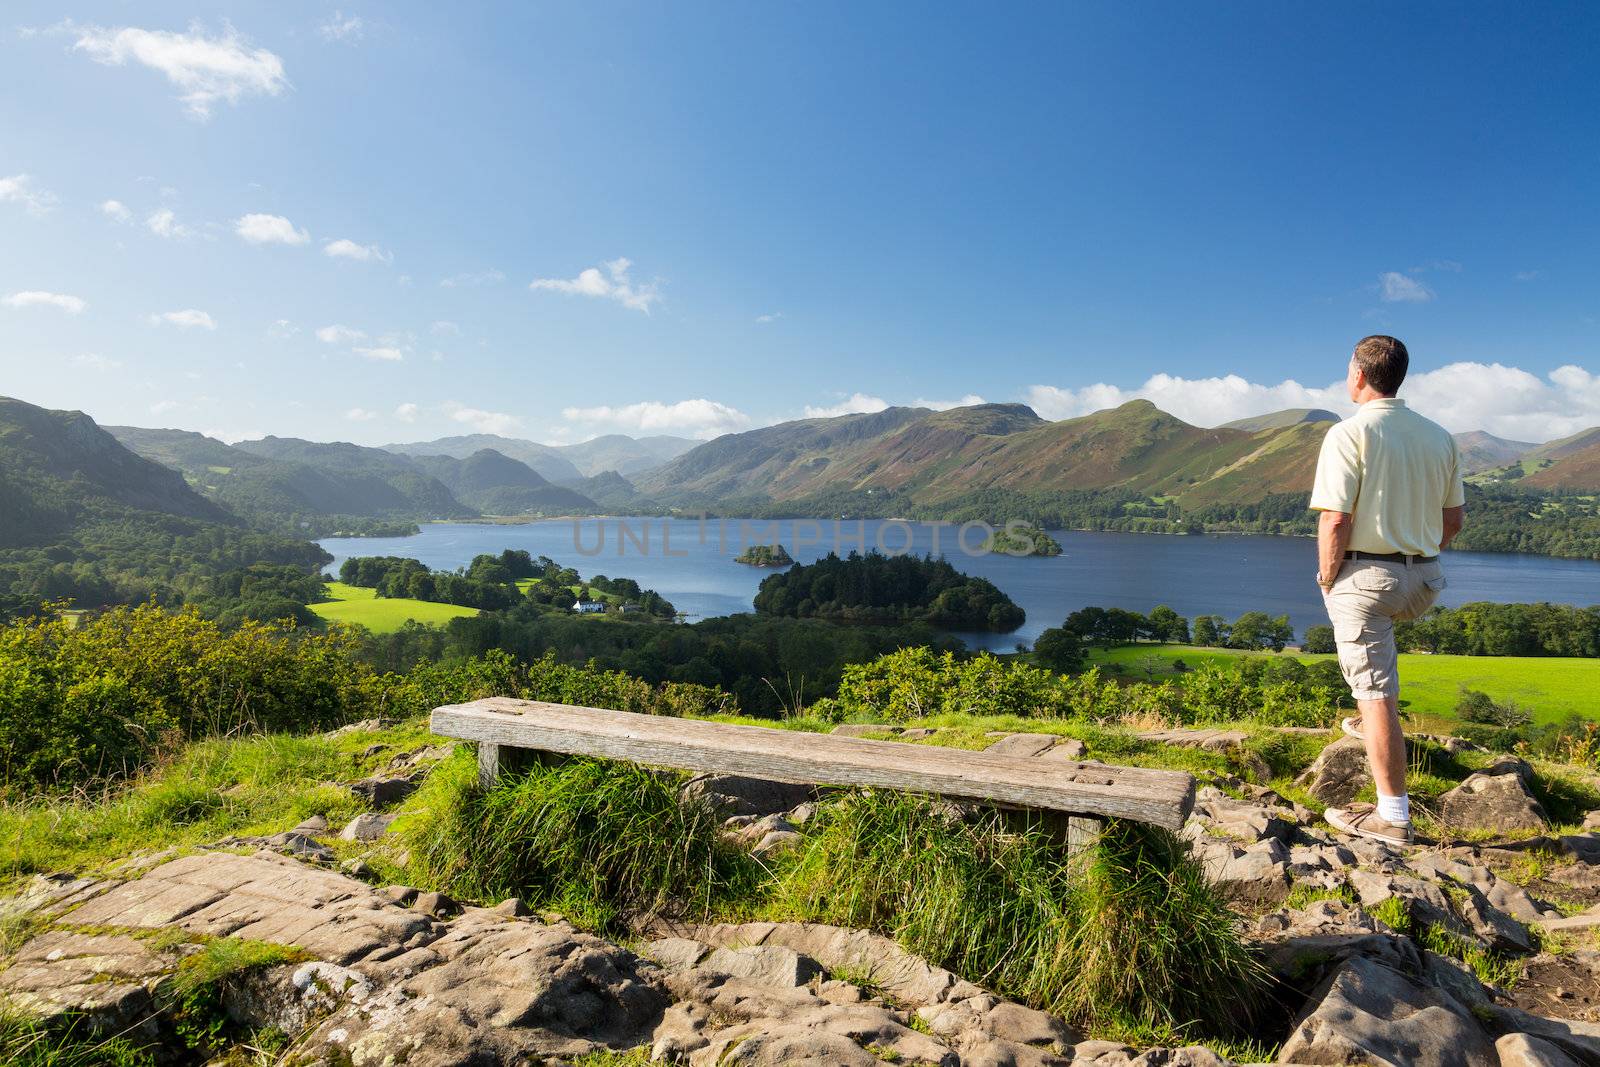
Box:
324, 717, 383, 737
290, 814, 330, 836
831, 724, 900, 737
682, 773, 815, 818
338, 812, 397, 842
1040, 737, 1089, 760
1582, 810, 1600, 832
753, 829, 804, 858
1278, 955, 1497, 1066
1495, 1032, 1581, 1067
1294, 736, 1373, 806
985, 733, 1061, 758
643, 936, 711, 972
1435, 771, 1550, 834
491, 897, 531, 918
702, 945, 822, 988
348, 773, 420, 806
411, 891, 460, 917
1128, 1049, 1233, 1066
1191, 837, 1290, 904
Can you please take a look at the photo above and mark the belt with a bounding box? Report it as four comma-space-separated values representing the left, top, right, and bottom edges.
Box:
1345, 550, 1438, 564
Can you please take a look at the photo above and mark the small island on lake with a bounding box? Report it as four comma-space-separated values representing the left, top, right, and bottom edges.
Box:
734, 543, 795, 567
981, 523, 1062, 557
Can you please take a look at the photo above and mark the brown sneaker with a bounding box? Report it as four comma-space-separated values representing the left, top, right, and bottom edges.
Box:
1325, 803, 1412, 846
1340, 715, 1363, 739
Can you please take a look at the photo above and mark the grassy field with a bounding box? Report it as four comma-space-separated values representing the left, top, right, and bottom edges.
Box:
308, 581, 480, 633
1084, 643, 1600, 728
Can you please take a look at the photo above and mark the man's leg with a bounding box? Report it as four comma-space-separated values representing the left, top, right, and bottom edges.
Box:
1359, 693, 1409, 824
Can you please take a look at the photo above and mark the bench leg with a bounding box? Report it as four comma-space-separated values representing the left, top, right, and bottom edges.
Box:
476, 743, 567, 789
1065, 816, 1104, 856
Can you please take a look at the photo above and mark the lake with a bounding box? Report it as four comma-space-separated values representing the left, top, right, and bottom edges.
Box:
318, 517, 1600, 652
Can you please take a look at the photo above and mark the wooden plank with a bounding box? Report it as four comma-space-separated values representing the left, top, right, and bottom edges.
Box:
431, 698, 1194, 830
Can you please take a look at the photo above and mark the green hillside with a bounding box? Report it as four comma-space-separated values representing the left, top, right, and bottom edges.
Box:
0, 397, 328, 615
308, 581, 480, 632
408, 449, 599, 515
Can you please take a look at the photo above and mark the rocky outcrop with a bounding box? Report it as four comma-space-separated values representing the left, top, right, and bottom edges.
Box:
1436, 769, 1551, 834
1279, 954, 1499, 1066
1294, 735, 1372, 806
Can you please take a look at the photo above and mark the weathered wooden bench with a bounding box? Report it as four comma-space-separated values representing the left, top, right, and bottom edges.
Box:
430, 698, 1195, 841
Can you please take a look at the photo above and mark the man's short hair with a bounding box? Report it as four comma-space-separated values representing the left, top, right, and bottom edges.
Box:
1353, 335, 1409, 396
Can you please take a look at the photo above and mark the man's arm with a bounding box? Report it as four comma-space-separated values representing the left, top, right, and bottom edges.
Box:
1317, 510, 1353, 590
1441, 505, 1465, 549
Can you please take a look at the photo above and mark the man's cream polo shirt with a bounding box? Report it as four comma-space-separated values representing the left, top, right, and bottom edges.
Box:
1309, 398, 1465, 557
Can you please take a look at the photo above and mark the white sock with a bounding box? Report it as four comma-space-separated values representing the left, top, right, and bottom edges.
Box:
1376, 793, 1410, 826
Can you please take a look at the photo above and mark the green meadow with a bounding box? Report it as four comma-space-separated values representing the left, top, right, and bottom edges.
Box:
1084, 643, 1600, 728
308, 581, 480, 633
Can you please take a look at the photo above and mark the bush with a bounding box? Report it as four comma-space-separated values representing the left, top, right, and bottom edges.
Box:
1455, 686, 1532, 729
0, 605, 382, 789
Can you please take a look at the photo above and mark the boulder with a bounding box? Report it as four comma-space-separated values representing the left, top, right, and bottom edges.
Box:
338, 812, 397, 842
1278, 955, 1497, 1066
348, 773, 420, 806
985, 733, 1061, 758
1295, 737, 1372, 806
1435, 772, 1549, 834
682, 773, 814, 818
1496, 1033, 1581, 1067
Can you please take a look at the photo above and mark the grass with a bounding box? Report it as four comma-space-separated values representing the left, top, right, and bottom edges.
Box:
0, 1011, 155, 1067
308, 581, 480, 634
0, 719, 437, 883
1085, 644, 1600, 728
405, 752, 761, 931
771, 791, 1267, 1041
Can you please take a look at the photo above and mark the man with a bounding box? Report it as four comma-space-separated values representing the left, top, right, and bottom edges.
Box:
1310, 335, 1465, 845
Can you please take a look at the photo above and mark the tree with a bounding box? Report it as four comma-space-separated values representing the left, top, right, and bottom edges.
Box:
1032, 626, 1085, 673
1302, 624, 1336, 654
1147, 605, 1189, 644
1193, 615, 1221, 647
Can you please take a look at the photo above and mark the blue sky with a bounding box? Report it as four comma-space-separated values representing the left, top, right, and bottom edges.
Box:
2, 3, 1597, 445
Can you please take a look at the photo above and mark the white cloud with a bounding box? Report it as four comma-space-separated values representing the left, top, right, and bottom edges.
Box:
67, 22, 289, 120
1021, 362, 1600, 443
267, 318, 298, 338
315, 324, 366, 344
756, 312, 783, 324
3, 290, 87, 314
0, 174, 58, 215
145, 206, 194, 239
317, 12, 364, 42
353, 346, 403, 362
1379, 271, 1434, 303
803, 393, 890, 419
912, 394, 986, 411
561, 398, 751, 440
344, 407, 378, 421
395, 402, 420, 422
323, 237, 391, 263
234, 212, 309, 245
99, 198, 132, 222
72, 353, 122, 370
430, 320, 460, 336
530, 257, 661, 313
439, 269, 504, 288
149, 399, 181, 415
447, 404, 522, 435
1515, 270, 1541, 282
148, 308, 216, 330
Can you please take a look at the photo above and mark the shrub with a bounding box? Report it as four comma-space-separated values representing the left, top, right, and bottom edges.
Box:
0, 604, 381, 789
1455, 686, 1532, 729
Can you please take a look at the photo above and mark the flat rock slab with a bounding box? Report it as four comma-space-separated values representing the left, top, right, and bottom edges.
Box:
64, 850, 434, 965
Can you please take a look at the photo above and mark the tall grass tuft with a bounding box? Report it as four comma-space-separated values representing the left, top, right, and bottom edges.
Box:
771, 791, 1266, 1040
406, 751, 759, 929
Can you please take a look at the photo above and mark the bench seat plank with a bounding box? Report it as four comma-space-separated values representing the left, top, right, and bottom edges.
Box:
432, 698, 1194, 831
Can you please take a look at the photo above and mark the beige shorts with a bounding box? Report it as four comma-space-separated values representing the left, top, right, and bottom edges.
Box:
1321, 558, 1447, 701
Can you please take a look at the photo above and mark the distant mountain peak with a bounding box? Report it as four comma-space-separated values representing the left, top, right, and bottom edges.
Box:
1221, 409, 1340, 433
